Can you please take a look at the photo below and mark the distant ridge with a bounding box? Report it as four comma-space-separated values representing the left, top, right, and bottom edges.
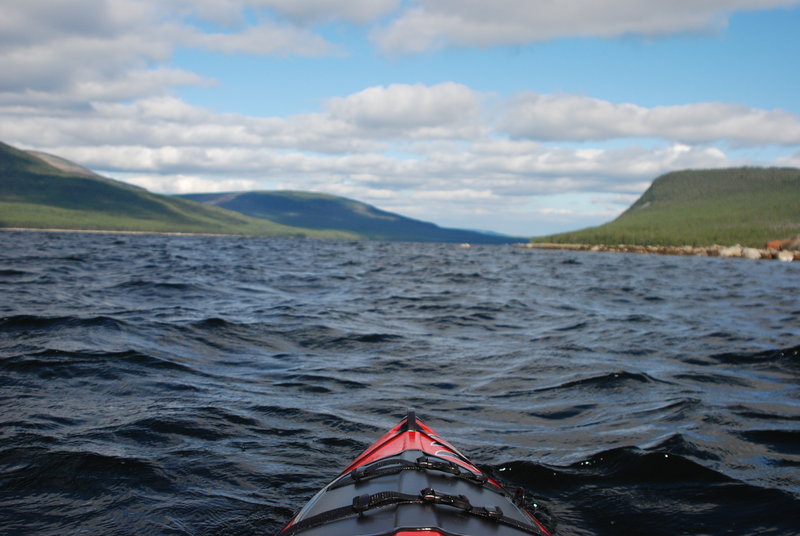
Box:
533, 167, 800, 248
0, 141, 354, 238
0, 141, 520, 243
177, 191, 522, 244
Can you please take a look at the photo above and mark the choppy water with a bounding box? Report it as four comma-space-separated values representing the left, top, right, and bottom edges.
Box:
1, 231, 798, 536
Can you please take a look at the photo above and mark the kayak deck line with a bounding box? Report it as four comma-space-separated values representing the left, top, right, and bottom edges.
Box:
277, 412, 553, 536
280, 487, 547, 536
327, 454, 492, 491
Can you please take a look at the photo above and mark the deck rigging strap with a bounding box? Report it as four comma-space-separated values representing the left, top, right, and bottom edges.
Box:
278, 487, 546, 536
328, 454, 491, 491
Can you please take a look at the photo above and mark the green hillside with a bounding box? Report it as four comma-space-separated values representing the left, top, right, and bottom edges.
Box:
533, 168, 800, 247
178, 191, 521, 244
0, 142, 356, 239
1, 141, 518, 243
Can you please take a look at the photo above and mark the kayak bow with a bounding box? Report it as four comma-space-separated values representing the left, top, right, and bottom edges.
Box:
278, 412, 552, 536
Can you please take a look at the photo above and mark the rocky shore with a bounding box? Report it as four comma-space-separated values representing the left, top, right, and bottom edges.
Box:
518, 242, 799, 261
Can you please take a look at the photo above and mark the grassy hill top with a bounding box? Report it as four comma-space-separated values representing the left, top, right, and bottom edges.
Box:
533, 168, 800, 248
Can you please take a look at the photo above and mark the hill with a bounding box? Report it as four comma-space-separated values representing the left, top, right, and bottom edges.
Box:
0, 142, 355, 238
177, 191, 522, 244
533, 168, 800, 248
0, 141, 519, 243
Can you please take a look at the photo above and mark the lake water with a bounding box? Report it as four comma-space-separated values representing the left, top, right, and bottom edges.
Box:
1, 230, 799, 535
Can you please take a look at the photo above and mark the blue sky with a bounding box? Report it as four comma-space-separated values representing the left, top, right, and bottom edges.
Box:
176, 9, 800, 115
1, 1, 799, 236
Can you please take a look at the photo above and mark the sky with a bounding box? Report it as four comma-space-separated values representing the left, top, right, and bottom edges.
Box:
1, 1, 799, 237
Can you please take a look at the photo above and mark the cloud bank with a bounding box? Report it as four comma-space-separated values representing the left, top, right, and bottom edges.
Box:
5, 84, 779, 197
373, 0, 800, 52
500, 93, 800, 146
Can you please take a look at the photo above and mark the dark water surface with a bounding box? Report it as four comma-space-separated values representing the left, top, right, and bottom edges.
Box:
1, 231, 799, 536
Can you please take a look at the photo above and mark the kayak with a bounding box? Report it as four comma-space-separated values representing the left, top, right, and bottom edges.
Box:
277, 412, 552, 536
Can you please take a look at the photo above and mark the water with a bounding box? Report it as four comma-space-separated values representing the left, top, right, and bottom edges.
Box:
0, 230, 798, 536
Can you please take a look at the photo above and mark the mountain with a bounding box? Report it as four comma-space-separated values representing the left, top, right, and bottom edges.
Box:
177, 191, 522, 244
532, 167, 800, 248
0, 141, 355, 238
0, 141, 520, 243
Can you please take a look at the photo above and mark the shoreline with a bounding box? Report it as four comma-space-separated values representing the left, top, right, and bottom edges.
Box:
2, 228, 797, 260
0, 227, 245, 238
517, 242, 798, 262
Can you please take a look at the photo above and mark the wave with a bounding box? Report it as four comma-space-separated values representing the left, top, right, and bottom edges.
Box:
535, 371, 666, 393
0, 348, 196, 377
497, 448, 728, 489
113, 416, 230, 444
0, 268, 31, 277
272, 372, 368, 393
0, 447, 175, 494
711, 344, 800, 367
0, 314, 127, 331
493, 447, 800, 535
737, 429, 800, 456
626, 398, 702, 423
108, 279, 206, 294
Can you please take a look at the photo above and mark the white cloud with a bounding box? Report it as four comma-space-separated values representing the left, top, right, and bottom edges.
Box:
251, 0, 400, 24
0, 83, 761, 201
0, 95, 384, 154
373, 0, 800, 52
500, 92, 800, 146
177, 0, 399, 25
775, 150, 800, 167
0, 70, 207, 111
539, 208, 576, 215
325, 83, 486, 139
0, 23, 175, 98
0, 1, 154, 48
0, 1, 346, 110
120, 173, 262, 194
181, 22, 341, 56
2, 83, 494, 154
408, 189, 498, 202
395, 141, 732, 195
29, 135, 732, 203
